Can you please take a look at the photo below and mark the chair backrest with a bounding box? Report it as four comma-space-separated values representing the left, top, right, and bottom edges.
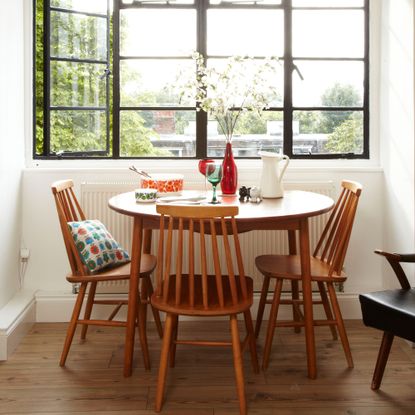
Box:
313, 180, 362, 276
154, 204, 248, 310
51, 180, 87, 276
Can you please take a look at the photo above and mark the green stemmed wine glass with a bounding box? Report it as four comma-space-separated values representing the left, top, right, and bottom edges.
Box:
205, 161, 223, 204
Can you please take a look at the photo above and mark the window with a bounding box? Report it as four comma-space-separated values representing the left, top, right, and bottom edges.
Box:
34, 0, 369, 159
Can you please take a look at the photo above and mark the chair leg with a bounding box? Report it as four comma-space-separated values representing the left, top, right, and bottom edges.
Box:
230, 314, 247, 415
291, 280, 302, 333
60, 282, 87, 367
146, 276, 164, 339
317, 281, 337, 340
136, 292, 151, 371
243, 310, 259, 373
371, 332, 394, 390
80, 281, 97, 340
169, 315, 179, 368
255, 275, 270, 338
327, 282, 353, 368
155, 313, 175, 412
262, 279, 283, 370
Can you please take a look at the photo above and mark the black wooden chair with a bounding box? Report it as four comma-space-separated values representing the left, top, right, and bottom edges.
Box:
359, 249, 415, 390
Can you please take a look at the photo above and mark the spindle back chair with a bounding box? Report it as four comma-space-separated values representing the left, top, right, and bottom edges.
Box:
52, 179, 158, 372
255, 180, 362, 369
151, 204, 258, 415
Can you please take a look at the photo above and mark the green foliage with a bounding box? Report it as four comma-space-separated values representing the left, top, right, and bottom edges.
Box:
35, 0, 44, 155
234, 112, 266, 135
324, 114, 363, 154
320, 83, 361, 133
49, 111, 107, 153
120, 112, 170, 157
295, 111, 322, 134
35, 0, 167, 157
234, 111, 282, 135
321, 82, 362, 107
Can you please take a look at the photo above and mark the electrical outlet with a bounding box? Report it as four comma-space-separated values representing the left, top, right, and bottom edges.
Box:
20, 248, 30, 262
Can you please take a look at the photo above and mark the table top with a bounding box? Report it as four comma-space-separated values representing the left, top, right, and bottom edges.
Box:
108, 190, 334, 229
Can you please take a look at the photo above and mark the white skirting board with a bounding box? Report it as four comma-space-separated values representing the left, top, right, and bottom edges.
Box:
0, 290, 36, 361
35, 290, 363, 322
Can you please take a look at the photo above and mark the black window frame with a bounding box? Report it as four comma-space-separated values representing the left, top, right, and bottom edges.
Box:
34, 0, 369, 160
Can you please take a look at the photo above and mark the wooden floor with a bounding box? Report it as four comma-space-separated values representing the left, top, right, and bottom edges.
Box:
1, 320, 415, 414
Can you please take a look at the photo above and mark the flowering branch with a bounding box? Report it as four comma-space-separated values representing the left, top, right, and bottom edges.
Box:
174, 53, 280, 143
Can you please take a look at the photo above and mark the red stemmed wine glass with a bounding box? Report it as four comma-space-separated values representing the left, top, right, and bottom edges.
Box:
198, 158, 214, 195
198, 158, 215, 176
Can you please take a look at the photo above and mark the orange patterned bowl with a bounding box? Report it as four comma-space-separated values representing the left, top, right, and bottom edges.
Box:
140, 174, 184, 196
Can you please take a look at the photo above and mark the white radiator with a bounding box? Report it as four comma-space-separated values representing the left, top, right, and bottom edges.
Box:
81, 181, 335, 292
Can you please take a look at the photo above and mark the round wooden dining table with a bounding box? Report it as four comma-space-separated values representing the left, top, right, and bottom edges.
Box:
108, 190, 334, 379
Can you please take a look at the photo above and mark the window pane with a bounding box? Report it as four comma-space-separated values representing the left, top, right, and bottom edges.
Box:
50, 11, 107, 60
293, 61, 363, 107
120, 110, 196, 157
120, 10, 196, 56
293, 10, 364, 58
293, 110, 363, 155
207, 112, 283, 157
207, 58, 283, 107
121, 59, 195, 107
293, 0, 363, 6
122, 0, 194, 4
207, 10, 283, 56
50, 110, 107, 153
51, 0, 107, 14
50, 61, 107, 107
210, 0, 281, 4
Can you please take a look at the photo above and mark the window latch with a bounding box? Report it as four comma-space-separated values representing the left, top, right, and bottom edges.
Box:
100, 67, 111, 80
293, 64, 304, 81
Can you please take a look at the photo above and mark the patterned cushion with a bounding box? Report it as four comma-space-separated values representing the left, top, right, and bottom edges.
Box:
67, 220, 130, 272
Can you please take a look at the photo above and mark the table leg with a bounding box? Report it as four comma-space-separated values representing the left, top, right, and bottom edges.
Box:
124, 216, 143, 377
299, 218, 316, 379
139, 230, 151, 340
288, 230, 301, 333
142, 229, 163, 338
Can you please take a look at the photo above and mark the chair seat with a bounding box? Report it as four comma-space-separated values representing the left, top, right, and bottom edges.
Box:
255, 254, 347, 282
151, 274, 253, 316
359, 289, 415, 343
66, 254, 157, 283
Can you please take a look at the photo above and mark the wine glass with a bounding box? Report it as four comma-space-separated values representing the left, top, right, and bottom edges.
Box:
205, 161, 223, 204
198, 158, 214, 196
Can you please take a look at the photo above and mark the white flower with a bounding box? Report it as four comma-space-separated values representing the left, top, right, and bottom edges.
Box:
173, 53, 281, 142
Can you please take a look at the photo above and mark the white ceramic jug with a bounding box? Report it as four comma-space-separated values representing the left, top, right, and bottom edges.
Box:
259, 150, 290, 198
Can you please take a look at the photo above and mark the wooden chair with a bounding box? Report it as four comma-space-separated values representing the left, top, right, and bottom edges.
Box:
52, 179, 162, 371
360, 250, 415, 390
255, 180, 362, 369
151, 204, 259, 415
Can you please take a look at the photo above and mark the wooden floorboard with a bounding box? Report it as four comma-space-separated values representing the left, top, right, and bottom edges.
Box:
1, 320, 415, 414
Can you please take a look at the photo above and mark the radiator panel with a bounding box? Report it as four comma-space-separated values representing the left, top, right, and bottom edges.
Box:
81, 181, 334, 293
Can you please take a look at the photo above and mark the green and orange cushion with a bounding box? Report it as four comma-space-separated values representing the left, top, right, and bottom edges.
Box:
67, 220, 129, 272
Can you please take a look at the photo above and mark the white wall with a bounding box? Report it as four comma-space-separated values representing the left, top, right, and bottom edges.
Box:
0, 0, 25, 309
380, 0, 415, 287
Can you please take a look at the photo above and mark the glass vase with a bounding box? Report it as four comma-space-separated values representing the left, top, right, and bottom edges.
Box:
221, 141, 238, 195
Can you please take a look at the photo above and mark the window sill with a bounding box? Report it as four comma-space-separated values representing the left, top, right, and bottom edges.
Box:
27, 157, 383, 177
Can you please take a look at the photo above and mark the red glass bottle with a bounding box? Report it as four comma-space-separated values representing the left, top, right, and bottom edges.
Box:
221, 141, 238, 195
